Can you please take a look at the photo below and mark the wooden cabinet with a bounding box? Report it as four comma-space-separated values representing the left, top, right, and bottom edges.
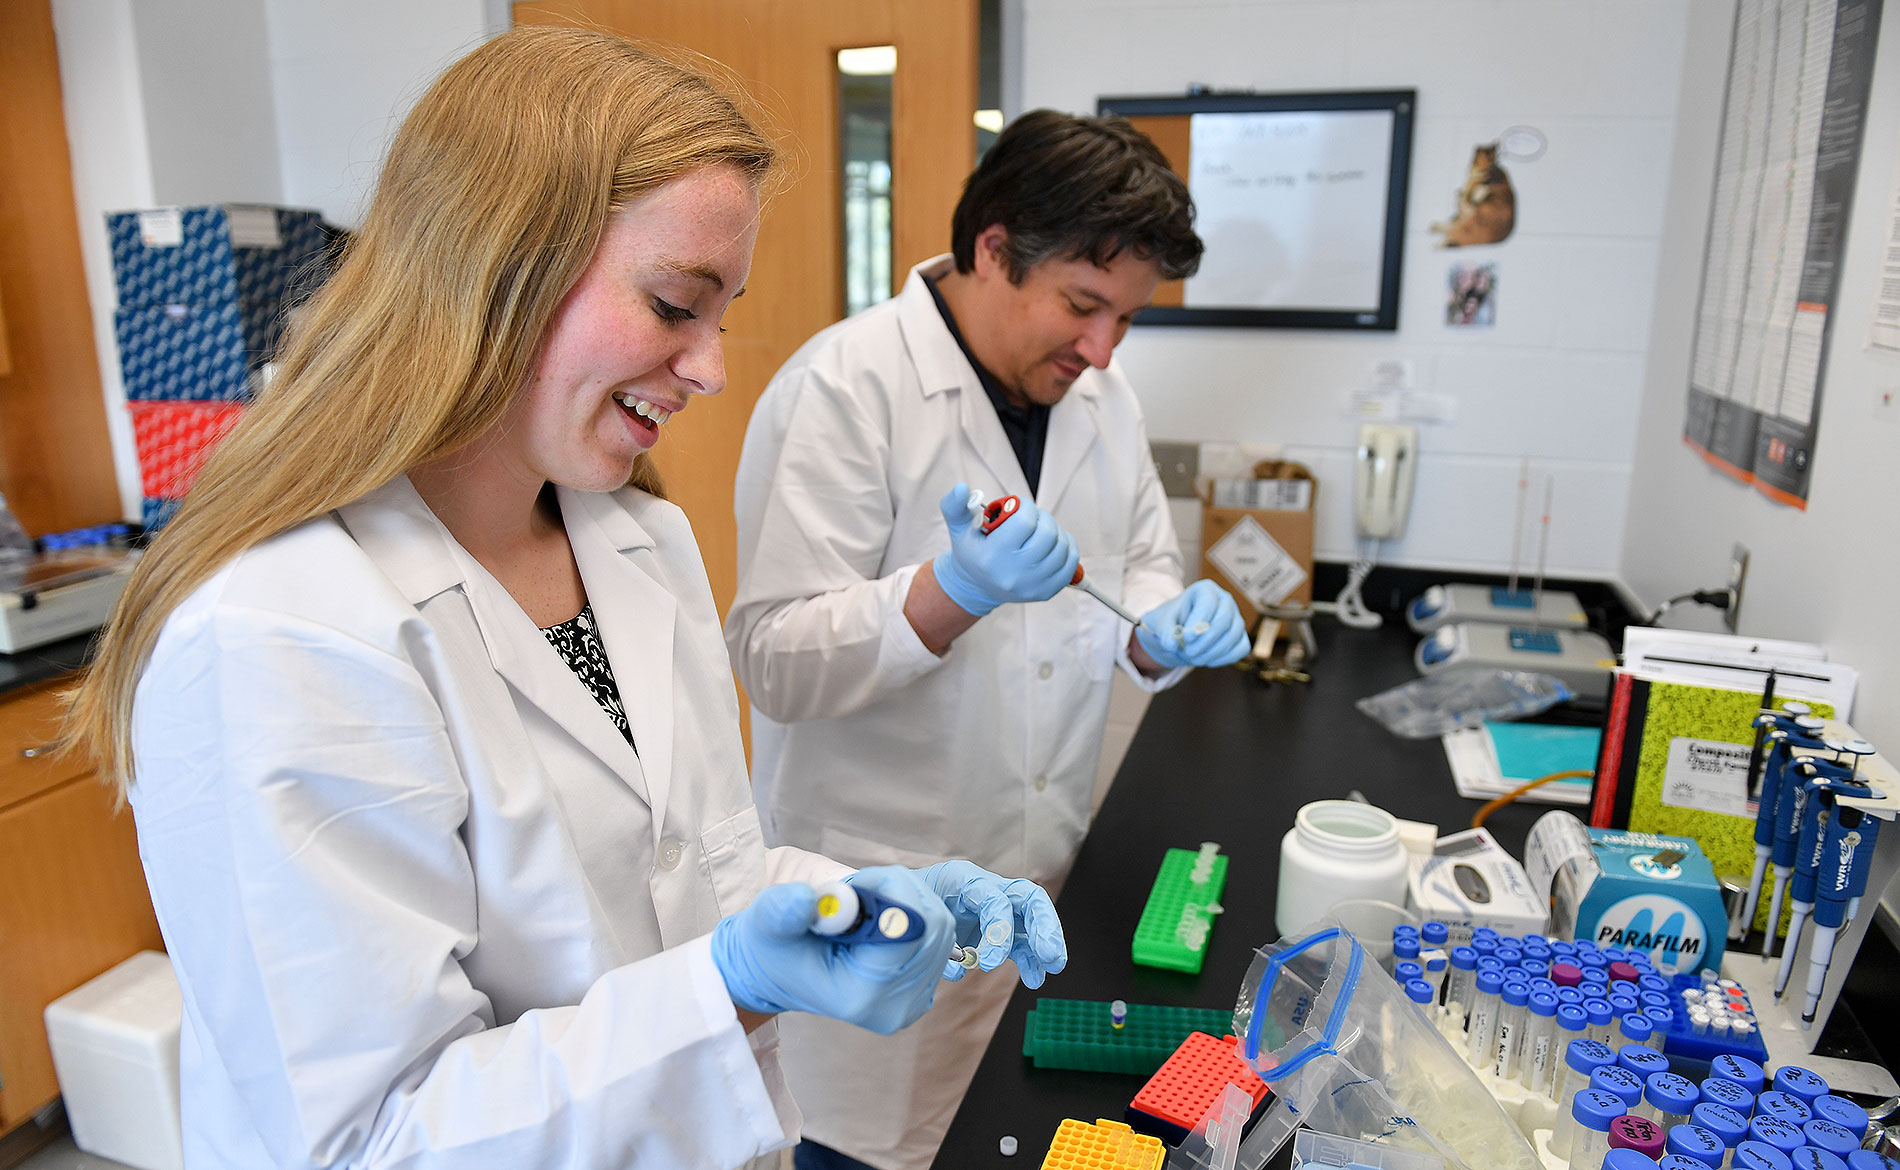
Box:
0, 680, 162, 1135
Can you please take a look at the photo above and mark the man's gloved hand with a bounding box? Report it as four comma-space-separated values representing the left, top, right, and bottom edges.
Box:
931, 483, 1080, 617
1134, 580, 1251, 669
915, 859, 1067, 988
710, 866, 956, 1035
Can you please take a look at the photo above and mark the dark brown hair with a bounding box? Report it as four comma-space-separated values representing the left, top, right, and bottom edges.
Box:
951, 109, 1202, 282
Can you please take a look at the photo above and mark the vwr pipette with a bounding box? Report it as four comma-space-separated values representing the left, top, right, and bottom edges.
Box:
1772, 750, 1868, 1002
1762, 717, 1831, 957
810, 880, 926, 945
971, 493, 1162, 638
1733, 705, 1824, 943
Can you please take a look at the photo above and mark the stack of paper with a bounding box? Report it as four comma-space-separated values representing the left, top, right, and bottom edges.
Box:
1443, 721, 1601, 806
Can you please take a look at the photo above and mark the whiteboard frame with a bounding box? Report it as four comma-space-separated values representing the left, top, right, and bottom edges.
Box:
1098, 89, 1416, 331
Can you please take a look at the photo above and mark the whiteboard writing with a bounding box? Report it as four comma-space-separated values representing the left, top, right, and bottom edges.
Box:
1185, 110, 1394, 311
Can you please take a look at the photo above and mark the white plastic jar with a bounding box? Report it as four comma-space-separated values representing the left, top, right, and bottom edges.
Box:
1275, 800, 1410, 937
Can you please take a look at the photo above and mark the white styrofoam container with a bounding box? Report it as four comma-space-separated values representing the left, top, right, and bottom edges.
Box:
43, 951, 184, 1170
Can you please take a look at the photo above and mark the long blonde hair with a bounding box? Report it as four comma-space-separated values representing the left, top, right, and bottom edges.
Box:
68, 26, 778, 795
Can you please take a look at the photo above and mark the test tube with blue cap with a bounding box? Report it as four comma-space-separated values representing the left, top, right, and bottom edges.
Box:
1494, 979, 1531, 1081
1664, 1122, 1727, 1168
1523, 990, 1559, 1096
1755, 1092, 1812, 1126
1772, 1063, 1831, 1108
1691, 1100, 1750, 1156
1804, 1117, 1862, 1162
1467, 969, 1504, 1069
1444, 945, 1478, 1035
1644, 1071, 1700, 1130
1584, 997, 1616, 1046
1555, 1038, 1616, 1122
1590, 1063, 1644, 1113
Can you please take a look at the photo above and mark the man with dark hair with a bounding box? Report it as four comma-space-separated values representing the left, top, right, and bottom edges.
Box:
725, 110, 1249, 1170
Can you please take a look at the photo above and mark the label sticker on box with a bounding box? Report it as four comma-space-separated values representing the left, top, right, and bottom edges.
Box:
1205, 514, 1306, 608
1210, 478, 1312, 510
138, 209, 183, 248
1659, 736, 1752, 818
223, 206, 283, 249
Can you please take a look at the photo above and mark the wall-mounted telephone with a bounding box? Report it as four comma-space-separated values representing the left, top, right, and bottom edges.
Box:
1354, 423, 1417, 540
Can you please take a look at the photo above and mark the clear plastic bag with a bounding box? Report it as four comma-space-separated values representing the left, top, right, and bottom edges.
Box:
1228, 924, 1541, 1170
1355, 666, 1570, 739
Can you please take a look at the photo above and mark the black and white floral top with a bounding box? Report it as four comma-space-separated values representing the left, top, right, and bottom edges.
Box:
541, 603, 635, 749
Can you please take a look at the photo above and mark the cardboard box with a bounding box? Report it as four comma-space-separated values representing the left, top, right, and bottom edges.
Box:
1548, 827, 1726, 974
1406, 827, 1549, 940
1199, 463, 1315, 625
107, 204, 328, 307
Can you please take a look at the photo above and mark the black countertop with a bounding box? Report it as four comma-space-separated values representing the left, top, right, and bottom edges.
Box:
933, 617, 1891, 1167
0, 631, 95, 697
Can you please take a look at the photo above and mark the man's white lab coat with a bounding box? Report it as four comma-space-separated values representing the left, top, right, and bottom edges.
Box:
129, 476, 845, 1169
724, 257, 1187, 1169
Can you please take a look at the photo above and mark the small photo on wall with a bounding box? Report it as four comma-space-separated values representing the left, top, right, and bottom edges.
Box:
1446, 262, 1497, 327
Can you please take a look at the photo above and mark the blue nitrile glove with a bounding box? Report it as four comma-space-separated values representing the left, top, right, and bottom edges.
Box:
710, 866, 957, 1035
931, 483, 1080, 617
916, 859, 1068, 988
1134, 579, 1251, 669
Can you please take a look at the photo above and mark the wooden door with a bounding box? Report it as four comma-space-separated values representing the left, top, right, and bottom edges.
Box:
513, 1, 979, 618
0, 0, 123, 534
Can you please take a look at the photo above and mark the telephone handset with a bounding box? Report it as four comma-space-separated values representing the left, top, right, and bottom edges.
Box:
1354, 423, 1417, 540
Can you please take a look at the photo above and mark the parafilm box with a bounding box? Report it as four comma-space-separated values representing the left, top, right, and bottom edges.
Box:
1549, 828, 1726, 974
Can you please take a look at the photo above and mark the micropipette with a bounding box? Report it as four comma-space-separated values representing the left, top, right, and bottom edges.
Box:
811, 880, 926, 944
972, 492, 1162, 638
1733, 701, 1811, 941
1775, 754, 1858, 1000
1763, 716, 1830, 956
1799, 799, 1865, 1027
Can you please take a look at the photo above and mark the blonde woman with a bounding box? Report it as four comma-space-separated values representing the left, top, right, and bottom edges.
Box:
65, 28, 1059, 1170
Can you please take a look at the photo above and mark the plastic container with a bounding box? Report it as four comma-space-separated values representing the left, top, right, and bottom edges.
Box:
1559, 987, 1588, 1007
1558, 1038, 1618, 1118
1422, 920, 1450, 948
1692, 1100, 1751, 1152
1701, 1076, 1755, 1115
1394, 960, 1424, 985
1568, 1089, 1631, 1170
1756, 1092, 1813, 1126
1661, 1157, 1721, 1170
1710, 1054, 1767, 1098
1665, 1123, 1727, 1168
1746, 1114, 1807, 1157
1593, 1063, 1645, 1111
1618, 1043, 1670, 1081
1645, 1072, 1701, 1130
1810, 1095, 1868, 1139
41, 951, 184, 1170
1771, 1067, 1830, 1108
1495, 980, 1531, 1081
1605, 1149, 1665, 1169
1610, 1114, 1668, 1159
1733, 1141, 1794, 1170
1446, 945, 1479, 1032
1525, 991, 1561, 1097
1275, 802, 1409, 937
1790, 1149, 1848, 1170
1620, 1013, 1657, 1049
1587, 999, 1617, 1046
1468, 969, 1505, 1070
1801, 1119, 1861, 1161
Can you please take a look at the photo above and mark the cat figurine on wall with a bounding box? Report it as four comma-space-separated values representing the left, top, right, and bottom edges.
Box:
1431, 142, 1516, 247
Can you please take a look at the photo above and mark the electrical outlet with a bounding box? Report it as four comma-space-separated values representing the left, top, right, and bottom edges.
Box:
1726, 543, 1749, 632
1150, 441, 1200, 498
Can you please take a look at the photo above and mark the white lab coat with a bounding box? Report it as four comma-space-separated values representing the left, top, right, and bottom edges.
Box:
128, 476, 847, 1170
724, 256, 1187, 1169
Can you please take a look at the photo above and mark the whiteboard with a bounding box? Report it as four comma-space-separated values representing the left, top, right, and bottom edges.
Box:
1185, 110, 1395, 312
1098, 90, 1415, 330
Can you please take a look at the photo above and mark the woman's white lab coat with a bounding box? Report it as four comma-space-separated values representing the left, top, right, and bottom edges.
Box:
128, 477, 845, 1170
723, 257, 1187, 1169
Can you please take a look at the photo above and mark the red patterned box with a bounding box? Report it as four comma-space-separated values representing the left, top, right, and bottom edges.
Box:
1125, 1032, 1268, 1147
128, 401, 245, 499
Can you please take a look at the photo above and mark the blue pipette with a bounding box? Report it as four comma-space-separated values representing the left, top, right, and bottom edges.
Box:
1799, 798, 1867, 1027
1734, 706, 1820, 942
1844, 810, 1882, 924
1775, 755, 1857, 1000
1763, 716, 1831, 957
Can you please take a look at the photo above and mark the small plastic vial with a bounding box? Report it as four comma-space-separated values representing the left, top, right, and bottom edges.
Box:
1644, 1006, 1674, 1050
1771, 1066, 1831, 1109
1644, 1071, 1701, 1130
1394, 959, 1424, 985
1691, 1100, 1750, 1155
1710, 1054, 1767, 1099
1746, 1114, 1807, 1158
1585, 998, 1617, 1047
1566, 1089, 1629, 1170
1664, 1122, 1727, 1168
1810, 1094, 1869, 1139
1446, 945, 1478, 1026
1592, 1063, 1645, 1112
999, 1135, 1018, 1157
1617, 1013, 1657, 1052
1755, 1092, 1812, 1126
1608, 992, 1642, 1017
1467, 969, 1504, 1069
1422, 920, 1449, 948
1524, 991, 1560, 1097
1109, 999, 1127, 1030
1659, 1156, 1721, 1170
1603, 1148, 1665, 1170
1495, 980, 1531, 1082
1551, 939, 1578, 959
1608, 1113, 1667, 1160
1556, 1039, 1618, 1124
1731, 1139, 1795, 1169
1803, 1118, 1862, 1161
1559, 986, 1588, 1007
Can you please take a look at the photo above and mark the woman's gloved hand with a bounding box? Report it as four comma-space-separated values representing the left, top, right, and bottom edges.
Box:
931, 483, 1080, 617
914, 859, 1067, 988
710, 866, 956, 1035
1135, 579, 1251, 669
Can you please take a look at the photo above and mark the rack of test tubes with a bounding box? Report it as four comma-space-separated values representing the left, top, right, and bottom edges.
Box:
1385, 922, 1894, 1170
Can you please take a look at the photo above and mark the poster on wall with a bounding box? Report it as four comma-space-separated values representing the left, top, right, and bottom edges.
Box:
1682, 0, 1882, 509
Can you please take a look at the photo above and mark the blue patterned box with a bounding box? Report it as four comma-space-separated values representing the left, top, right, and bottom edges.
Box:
141, 498, 183, 533
107, 205, 328, 307
115, 300, 280, 401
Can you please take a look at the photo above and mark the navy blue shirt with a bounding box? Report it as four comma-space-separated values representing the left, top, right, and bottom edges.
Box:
924, 275, 1051, 497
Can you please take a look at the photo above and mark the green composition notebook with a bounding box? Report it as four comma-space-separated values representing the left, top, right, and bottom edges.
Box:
1604, 677, 1832, 934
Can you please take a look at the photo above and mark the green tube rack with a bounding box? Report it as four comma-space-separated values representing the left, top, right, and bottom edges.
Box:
1131, 844, 1227, 974
1021, 998, 1234, 1074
